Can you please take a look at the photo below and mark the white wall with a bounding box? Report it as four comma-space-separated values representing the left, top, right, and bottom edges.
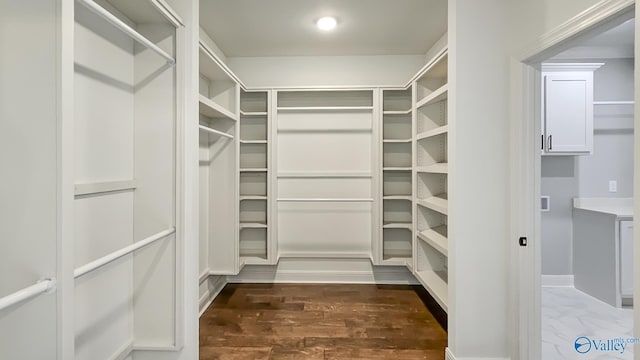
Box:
541, 58, 634, 275
448, 0, 509, 358
0, 2, 60, 359
227, 55, 425, 88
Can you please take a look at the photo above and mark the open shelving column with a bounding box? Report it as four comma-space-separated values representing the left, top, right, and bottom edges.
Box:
73, 0, 182, 356
380, 88, 414, 266
413, 50, 449, 313
239, 90, 272, 264
198, 41, 240, 275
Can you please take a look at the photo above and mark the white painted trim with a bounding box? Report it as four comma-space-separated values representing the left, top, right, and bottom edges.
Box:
277, 252, 372, 258
199, 276, 227, 316
445, 348, 455, 360
227, 266, 418, 285
541, 275, 575, 287
541, 63, 604, 72
516, 0, 635, 62
74, 179, 137, 196
109, 341, 133, 360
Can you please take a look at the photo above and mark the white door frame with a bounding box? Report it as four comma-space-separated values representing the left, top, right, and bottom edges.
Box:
509, 1, 636, 359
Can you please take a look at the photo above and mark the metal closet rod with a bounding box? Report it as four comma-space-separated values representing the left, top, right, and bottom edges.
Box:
74, 227, 176, 279
77, 0, 176, 65
0, 279, 56, 312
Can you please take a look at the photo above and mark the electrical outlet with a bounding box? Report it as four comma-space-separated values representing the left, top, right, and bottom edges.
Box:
609, 180, 618, 193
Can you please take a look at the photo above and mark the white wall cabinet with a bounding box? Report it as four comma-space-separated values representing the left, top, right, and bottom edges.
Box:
541, 63, 602, 155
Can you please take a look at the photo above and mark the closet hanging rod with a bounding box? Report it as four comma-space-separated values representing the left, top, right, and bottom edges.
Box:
199, 125, 234, 139
77, 0, 176, 65
277, 198, 374, 202
74, 227, 175, 279
593, 101, 634, 105
0, 279, 56, 312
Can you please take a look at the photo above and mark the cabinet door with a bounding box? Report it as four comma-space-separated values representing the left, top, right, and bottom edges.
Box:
620, 220, 633, 297
544, 73, 593, 153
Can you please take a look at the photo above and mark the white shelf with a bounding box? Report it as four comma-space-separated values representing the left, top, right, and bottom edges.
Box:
199, 95, 238, 121
416, 163, 448, 174
199, 125, 233, 139
417, 225, 448, 256
416, 84, 448, 109
380, 257, 411, 266
240, 196, 267, 201
383, 167, 412, 172
240, 168, 267, 173
417, 194, 448, 215
277, 106, 374, 112
240, 111, 268, 116
415, 270, 448, 312
383, 109, 412, 115
240, 140, 267, 144
383, 139, 412, 143
239, 222, 268, 229
416, 125, 448, 140
383, 195, 412, 201
383, 222, 412, 230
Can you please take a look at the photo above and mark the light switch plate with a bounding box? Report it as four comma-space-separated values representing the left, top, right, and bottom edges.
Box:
609, 180, 618, 193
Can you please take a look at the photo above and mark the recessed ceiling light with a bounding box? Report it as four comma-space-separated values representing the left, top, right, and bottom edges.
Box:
316, 17, 337, 31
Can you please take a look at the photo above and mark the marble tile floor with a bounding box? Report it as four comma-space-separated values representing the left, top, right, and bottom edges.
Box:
542, 286, 633, 359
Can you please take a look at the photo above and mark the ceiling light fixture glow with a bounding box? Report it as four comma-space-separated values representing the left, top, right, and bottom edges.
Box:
316, 17, 337, 31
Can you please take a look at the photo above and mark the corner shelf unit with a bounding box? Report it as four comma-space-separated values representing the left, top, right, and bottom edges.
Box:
413, 49, 449, 313
199, 39, 240, 275
380, 88, 413, 265
238, 90, 272, 265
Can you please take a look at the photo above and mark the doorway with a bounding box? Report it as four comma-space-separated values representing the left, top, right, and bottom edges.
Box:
511, 3, 637, 360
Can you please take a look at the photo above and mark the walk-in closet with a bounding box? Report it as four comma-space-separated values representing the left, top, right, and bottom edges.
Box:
3, 0, 520, 359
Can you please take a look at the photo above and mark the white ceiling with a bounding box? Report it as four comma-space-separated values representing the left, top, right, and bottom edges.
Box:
200, 0, 448, 57
553, 20, 634, 59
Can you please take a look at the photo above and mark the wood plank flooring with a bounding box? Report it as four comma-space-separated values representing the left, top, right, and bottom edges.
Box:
200, 284, 447, 360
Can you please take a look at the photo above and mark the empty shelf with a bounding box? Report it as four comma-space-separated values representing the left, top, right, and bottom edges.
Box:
417, 225, 448, 256
383, 139, 412, 143
383, 167, 412, 172
383, 109, 412, 115
416, 84, 448, 109
240, 140, 267, 144
277, 106, 374, 112
417, 194, 448, 215
383, 222, 412, 230
416, 125, 448, 140
240, 111, 268, 116
380, 257, 411, 266
199, 125, 233, 139
383, 195, 412, 201
240, 168, 268, 172
240, 196, 267, 201
199, 95, 238, 120
415, 270, 448, 312
240, 222, 268, 229
416, 163, 448, 174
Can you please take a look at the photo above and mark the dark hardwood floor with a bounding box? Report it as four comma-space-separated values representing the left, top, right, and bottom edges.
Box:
200, 284, 447, 359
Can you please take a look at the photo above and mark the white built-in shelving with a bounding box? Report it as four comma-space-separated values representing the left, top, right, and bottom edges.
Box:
413, 49, 449, 313
199, 36, 240, 276
238, 90, 271, 264
379, 88, 414, 265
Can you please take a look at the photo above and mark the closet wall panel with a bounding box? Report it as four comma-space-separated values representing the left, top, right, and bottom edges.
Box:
0, 2, 61, 358
74, 6, 135, 358
275, 91, 374, 258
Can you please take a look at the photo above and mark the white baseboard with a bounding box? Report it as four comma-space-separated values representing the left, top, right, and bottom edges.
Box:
109, 341, 133, 360
542, 274, 574, 287
227, 258, 418, 284
445, 349, 509, 360
199, 275, 227, 316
